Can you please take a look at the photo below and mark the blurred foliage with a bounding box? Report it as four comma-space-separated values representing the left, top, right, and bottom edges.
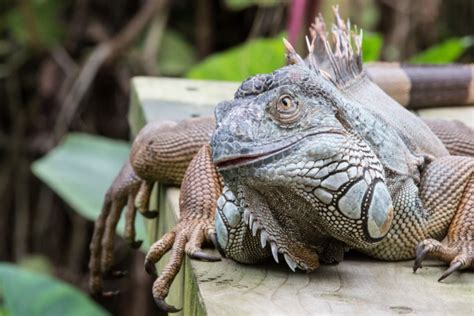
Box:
186, 34, 286, 81
186, 31, 472, 81
157, 29, 196, 76
31, 134, 148, 246
2, 0, 65, 47
409, 36, 474, 64
186, 31, 385, 81
18, 255, 54, 276
224, 0, 281, 11
362, 32, 383, 62
0, 263, 107, 316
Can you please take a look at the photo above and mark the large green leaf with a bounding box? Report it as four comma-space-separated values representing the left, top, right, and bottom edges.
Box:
31, 133, 147, 244
0, 263, 107, 316
409, 36, 473, 64
186, 31, 383, 81
186, 35, 286, 81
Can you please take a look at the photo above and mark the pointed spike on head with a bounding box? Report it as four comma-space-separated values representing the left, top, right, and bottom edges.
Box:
315, 14, 327, 38
305, 35, 312, 53
332, 5, 345, 30
356, 29, 363, 55
283, 37, 296, 53
283, 38, 305, 66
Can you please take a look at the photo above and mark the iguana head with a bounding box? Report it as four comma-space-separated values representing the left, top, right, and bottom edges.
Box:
212, 64, 393, 266
211, 10, 395, 271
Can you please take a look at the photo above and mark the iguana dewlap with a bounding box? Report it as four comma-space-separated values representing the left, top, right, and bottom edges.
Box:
88, 10, 474, 312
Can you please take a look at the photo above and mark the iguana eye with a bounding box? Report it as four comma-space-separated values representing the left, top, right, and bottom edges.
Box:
277, 95, 296, 113
271, 94, 301, 125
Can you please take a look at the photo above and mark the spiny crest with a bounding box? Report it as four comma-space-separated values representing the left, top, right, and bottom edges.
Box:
283, 6, 364, 87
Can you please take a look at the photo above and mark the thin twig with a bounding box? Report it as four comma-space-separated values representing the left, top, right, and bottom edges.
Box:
54, 0, 169, 139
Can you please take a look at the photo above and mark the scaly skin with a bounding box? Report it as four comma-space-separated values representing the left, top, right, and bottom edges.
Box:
89, 9, 474, 312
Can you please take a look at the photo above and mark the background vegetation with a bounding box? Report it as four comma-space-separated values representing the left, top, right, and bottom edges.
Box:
1, 0, 473, 315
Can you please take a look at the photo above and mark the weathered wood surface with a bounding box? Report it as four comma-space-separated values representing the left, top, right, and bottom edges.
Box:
130, 77, 474, 316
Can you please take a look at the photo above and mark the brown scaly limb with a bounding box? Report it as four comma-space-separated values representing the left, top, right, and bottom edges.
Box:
145, 144, 222, 312
413, 156, 474, 280
88, 118, 215, 299
89, 160, 141, 295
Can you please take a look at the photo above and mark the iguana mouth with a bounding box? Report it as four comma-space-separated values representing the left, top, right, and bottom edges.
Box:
214, 141, 298, 170
214, 128, 345, 170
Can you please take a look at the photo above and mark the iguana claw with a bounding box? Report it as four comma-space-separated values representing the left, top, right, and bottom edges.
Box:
144, 258, 158, 277
438, 261, 463, 282
190, 250, 221, 261
154, 297, 181, 313
413, 242, 431, 272
129, 239, 143, 249
141, 210, 159, 219
414, 238, 473, 280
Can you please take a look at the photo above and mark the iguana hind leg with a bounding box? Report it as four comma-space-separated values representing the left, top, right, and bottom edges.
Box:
145, 144, 222, 312
414, 156, 474, 280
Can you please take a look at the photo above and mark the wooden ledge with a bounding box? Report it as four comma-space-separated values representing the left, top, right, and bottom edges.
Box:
130, 77, 473, 315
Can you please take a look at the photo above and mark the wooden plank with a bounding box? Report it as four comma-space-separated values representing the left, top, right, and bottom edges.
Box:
130, 77, 474, 316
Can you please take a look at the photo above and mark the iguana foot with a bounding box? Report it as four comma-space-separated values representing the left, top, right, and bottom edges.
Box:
144, 145, 223, 313
413, 238, 473, 281
89, 160, 148, 295
414, 156, 474, 281
145, 219, 220, 313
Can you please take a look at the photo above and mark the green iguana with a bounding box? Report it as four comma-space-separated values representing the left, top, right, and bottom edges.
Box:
88, 9, 474, 312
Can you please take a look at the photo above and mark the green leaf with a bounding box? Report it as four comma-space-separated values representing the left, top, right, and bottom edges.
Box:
362, 32, 382, 62
0, 307, 11, 316
158, 30, 196, 76
224, 0, 280, 11
186, 34, 286, 81
0, 263, 108, 316
31, 133, 147, 245
4, 0, 65, 47
409, 37, 473, 64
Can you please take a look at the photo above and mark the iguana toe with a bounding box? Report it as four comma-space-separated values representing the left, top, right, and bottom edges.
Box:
189, 250, 221, 261
413, 238, 473, 280
438, 260, 463, 281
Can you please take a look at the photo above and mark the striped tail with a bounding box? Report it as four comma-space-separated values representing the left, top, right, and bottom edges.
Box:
366, 63, 474, 110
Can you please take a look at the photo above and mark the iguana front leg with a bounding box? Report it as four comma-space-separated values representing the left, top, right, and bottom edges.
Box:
89, 160, 142, 295
88, 117, 216, 304
414, 156, 474, 280
145, 144, 222, 312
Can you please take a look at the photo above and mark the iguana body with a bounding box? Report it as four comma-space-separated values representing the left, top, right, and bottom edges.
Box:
89, 11, 474, 312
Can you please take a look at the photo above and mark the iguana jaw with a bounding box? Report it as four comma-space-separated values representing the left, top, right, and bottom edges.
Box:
214, 137, 300, 170
213, 128, 345, 171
